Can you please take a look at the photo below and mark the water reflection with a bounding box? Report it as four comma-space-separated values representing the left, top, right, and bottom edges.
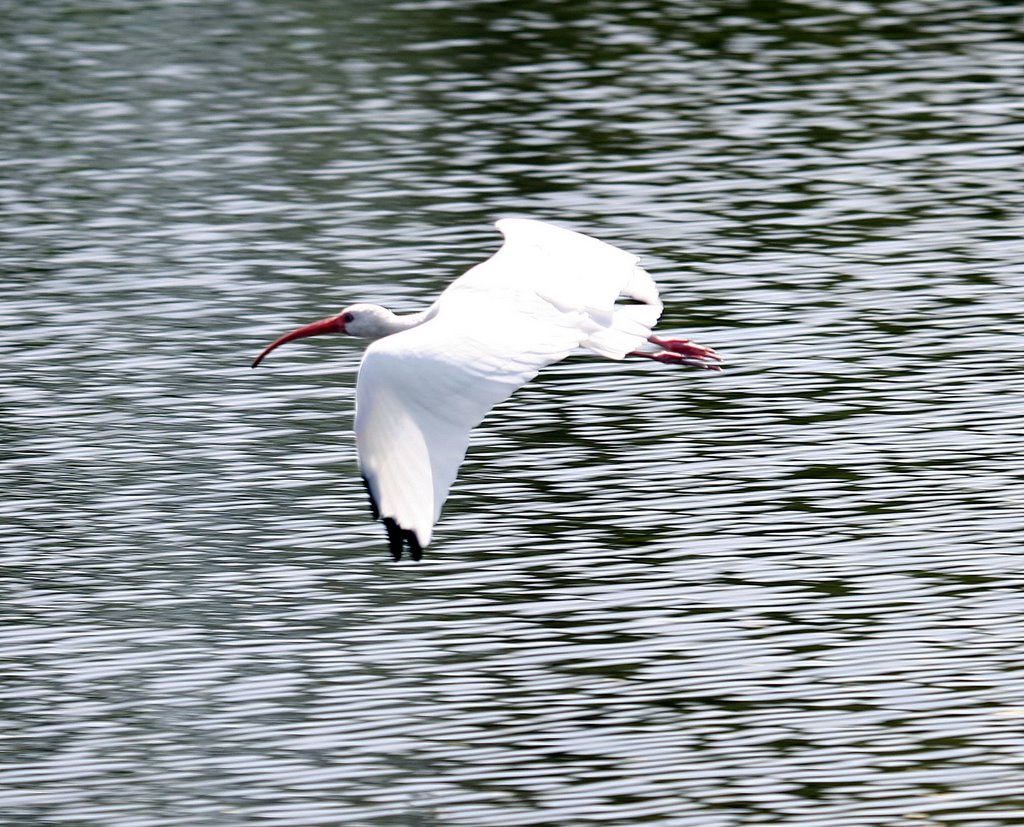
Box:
3, 0, 1024, 824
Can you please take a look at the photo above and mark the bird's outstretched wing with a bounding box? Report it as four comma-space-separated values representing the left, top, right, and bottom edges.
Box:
356, 219, 664, 552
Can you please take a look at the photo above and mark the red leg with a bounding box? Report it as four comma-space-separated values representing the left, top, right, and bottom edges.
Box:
649, 335, 721, 361
631, 335, 723, 370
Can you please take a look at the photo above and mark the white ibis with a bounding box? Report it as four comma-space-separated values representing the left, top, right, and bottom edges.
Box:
253, 219, 721, 560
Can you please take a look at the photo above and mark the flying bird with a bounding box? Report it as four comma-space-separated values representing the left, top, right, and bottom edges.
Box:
253, 219, 721, 561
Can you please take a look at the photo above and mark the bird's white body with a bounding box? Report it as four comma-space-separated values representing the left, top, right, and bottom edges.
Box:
253, 219, 721, 560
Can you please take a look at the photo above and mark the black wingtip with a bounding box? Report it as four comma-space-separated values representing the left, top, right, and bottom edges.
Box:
408, 532, 423, 562
361, 476, 380, 520
383, 517, 423, 562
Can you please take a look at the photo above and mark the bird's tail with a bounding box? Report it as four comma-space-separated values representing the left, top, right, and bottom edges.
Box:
580, 265, 663, 359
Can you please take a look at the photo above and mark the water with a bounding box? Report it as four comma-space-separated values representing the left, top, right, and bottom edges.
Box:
3, 1, 1024, 824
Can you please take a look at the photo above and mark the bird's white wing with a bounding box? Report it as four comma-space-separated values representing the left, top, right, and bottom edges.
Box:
356, 289, 584, 549
357, 219, 664, 548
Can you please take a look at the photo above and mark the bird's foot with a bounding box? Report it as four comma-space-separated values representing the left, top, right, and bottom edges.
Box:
632, 335, 723, 370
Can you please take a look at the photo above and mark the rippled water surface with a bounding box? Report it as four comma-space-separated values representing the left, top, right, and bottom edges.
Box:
4, 1, 1024, 824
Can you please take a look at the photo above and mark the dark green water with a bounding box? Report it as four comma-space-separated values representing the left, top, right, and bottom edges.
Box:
3, 1, 1024, 824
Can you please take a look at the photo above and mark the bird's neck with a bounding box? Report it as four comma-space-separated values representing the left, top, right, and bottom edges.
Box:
373, 307, 434, 339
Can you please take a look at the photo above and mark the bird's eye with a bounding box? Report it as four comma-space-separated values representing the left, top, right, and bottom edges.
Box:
343, 312, 355, 323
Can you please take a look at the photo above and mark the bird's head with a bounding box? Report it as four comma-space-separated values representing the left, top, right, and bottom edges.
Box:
335, 304, 400, 339
251, 303, 395, 368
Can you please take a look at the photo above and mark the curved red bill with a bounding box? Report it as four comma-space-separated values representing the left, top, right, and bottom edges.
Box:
251, 314, 345, 368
